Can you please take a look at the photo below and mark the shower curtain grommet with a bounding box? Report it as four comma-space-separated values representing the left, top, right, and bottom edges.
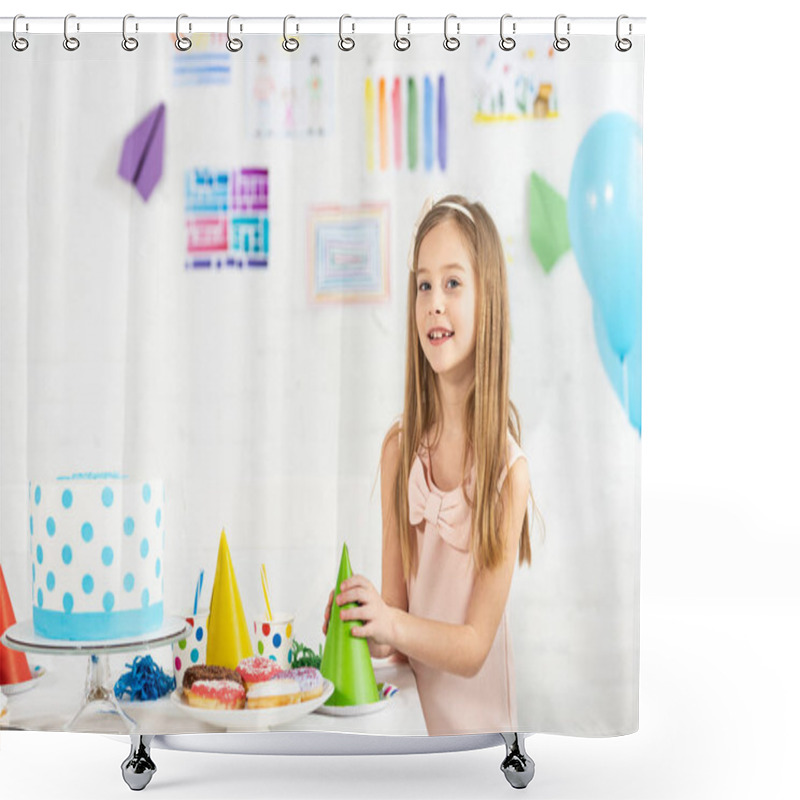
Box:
226, 15, 243, 52
12, 15, 29, 52
282, 15, 300, 52
443, 14, 460, 51
63, 14, 80, 52
615, 15, 633, 51
499, 14, 516, 51
394, 15, 411, 50
121, 15, 138, 52
175, 14, 192, 51
338, 15, 355, 51
553, 14, 570, 52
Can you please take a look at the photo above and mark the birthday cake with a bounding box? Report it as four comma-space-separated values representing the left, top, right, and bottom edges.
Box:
29, 474, 164, 641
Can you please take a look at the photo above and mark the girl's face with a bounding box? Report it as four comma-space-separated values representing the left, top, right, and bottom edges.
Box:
415, 219, 478, 385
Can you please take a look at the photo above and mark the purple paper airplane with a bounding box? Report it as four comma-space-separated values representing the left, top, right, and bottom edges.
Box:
118, 102, 165, 202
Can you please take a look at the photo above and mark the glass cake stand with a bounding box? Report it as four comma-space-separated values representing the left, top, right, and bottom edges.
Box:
1, 617, 189, 732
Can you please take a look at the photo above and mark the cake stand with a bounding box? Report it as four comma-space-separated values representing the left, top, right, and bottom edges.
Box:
1, 617, 189, 733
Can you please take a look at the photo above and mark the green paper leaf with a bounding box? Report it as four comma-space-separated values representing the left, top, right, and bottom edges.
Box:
528, 172, 571, 273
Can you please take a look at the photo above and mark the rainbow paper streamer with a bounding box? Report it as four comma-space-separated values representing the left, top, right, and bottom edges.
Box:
407, 77, 419, 171
364, 78, 375, 172
423, 75, 434, 172
392, 77, 403, 170
378, 77, 389, 171
363, 73, 447, 173
437, 75, 447, 171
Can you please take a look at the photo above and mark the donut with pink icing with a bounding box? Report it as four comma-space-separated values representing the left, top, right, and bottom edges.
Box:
236, 656, 282, 690
184, 678, 245, 710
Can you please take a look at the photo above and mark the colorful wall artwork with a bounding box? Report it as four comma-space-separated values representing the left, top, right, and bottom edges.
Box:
245, 45, 334, 138
172, 34, 232, 88
364, 74, 447, 173
473, 37, 559, 122
184, 167, 269, 270
308, 205, 390, 303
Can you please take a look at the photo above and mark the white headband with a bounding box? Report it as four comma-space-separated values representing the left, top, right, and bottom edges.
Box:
407, 197, 474, 272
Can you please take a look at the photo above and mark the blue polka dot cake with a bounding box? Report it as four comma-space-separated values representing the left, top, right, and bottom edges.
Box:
28, 473, 164, 641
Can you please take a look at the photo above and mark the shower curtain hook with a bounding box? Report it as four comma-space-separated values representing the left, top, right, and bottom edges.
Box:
615, 15, 632, 52
63, 14, 80, 52
394, 15, 411, 51
122, 15, 139, 52
175, 14, 192, 51
553, 14, 570, 52
226, 15, 243, 52
12, 15, 29, 52
443, 14, 460, 51
282, 15, 299, 52
338, 14, 355, 51
499, 14, 516, 51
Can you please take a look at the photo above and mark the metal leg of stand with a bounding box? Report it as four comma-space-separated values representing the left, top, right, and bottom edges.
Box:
65, 654, 137, 732
500, 732, 535, 789
121, 735, 157, 791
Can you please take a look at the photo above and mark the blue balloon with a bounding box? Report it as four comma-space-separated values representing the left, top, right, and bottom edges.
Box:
568, 113, 642, 359
592, 304, 641, 434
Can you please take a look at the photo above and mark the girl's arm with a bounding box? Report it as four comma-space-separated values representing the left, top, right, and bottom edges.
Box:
338, 457, 530, 679
370, 424, 408, 659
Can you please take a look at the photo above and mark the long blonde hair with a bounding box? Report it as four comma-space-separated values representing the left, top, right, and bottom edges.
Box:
388, 195, 532, 579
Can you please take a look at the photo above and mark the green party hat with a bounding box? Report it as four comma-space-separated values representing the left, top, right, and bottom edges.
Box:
320, 543, 380, 706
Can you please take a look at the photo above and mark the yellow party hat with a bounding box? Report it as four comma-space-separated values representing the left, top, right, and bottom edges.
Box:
205, 529, 253, 670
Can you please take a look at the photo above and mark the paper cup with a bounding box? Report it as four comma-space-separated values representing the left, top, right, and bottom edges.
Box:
250, 613, 295, 669
172, 611, 209, 689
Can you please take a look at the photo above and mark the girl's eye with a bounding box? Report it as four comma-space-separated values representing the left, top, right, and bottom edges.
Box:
446, 278, 460, 289
418, 281, 431, 292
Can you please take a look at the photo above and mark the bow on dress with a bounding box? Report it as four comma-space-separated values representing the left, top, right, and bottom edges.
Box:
408, 455, 472, 552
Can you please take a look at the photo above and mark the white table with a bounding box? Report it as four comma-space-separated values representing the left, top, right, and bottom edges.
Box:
1, 648, 428, 736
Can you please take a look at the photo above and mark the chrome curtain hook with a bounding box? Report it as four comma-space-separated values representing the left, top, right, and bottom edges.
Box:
12, 14, 29, 52
615, 15, 632, 52
63, 13, 80, 51
226, 15, 243, 52
443, 14, 460, 51
175, 14, 192, 51
122, 14, 139, 52
338, 14, 355, 51
282, 15, 299, 52
499, 14, 516, 51
554, 14, 570, 52
394, 14, 410, 51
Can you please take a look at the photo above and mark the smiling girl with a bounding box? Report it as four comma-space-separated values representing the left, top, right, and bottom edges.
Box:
324, 195, 533, 735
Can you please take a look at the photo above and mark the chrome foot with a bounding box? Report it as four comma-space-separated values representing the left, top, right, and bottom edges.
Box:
500, 732, 535, 789
121, 735, 156, 791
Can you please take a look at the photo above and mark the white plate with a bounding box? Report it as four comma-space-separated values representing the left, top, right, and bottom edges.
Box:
0, 665, 46, 695
170, 679, 335, 730
315, 690, 396, 717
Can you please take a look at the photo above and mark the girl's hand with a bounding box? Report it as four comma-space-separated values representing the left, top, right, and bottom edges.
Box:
322, 589, 334, 636
336, 574, 397, 647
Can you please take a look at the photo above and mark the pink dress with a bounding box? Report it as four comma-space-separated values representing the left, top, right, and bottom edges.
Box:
405, 435, 527, 735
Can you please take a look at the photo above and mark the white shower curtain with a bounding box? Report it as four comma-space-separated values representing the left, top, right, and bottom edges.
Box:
1, 26, 643, 736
